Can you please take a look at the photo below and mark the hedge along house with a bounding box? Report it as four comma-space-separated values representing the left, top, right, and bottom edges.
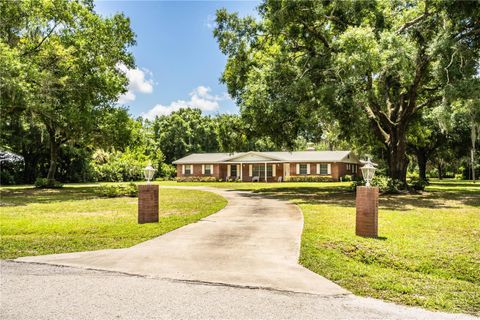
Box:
173, 151, 362, 182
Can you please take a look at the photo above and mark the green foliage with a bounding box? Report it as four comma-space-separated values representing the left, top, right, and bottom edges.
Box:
409, 178, 428, 191
34, 178, 63, 189
91, 147, 162, 182
455, 173, 464, 180
152, 108, 219, 163
176, 176, 218, 182
0, 151, 24, 185
98, 182, 138, 198
159, 163, 176, 179
349, 175, 405, 194
285, 175, 333, 182
342, 175, 353, 182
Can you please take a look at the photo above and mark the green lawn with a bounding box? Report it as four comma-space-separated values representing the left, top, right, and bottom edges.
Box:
160, 179, 479, 315
0, 185, 226, 259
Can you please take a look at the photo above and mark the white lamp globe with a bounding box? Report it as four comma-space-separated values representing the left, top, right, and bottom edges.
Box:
143, 164, 156, 184
361, 158, 377, 187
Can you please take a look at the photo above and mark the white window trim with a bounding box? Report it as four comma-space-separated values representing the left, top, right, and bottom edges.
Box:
204, 164, 213, 175
296, 164, 300, 175
327, 163, 331, 175
227, 164, 231, 177
272, 165, 276, 177
307, 164, 311, 175
201, 164, 205, 175
249, 164, 253, 177
316, 163, 320, 174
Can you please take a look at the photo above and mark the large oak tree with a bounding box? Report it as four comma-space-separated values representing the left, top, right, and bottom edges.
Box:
214, 0, 480, 183
1, 0, 135, 182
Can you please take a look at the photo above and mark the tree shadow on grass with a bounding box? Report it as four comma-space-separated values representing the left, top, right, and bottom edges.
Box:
237, 186, 479, 211
0, 187, 103, 207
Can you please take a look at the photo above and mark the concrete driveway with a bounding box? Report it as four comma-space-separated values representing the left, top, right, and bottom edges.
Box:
16, 187, 346, 295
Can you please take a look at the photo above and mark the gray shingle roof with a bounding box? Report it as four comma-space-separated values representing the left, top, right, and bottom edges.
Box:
172, 151, 360, 164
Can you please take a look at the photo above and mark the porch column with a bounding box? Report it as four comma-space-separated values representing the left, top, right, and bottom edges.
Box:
265, 162, 267, 182
240, 163, 243, 181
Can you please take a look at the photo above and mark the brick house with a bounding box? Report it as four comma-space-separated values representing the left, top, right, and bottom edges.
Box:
173, 150, 362, 182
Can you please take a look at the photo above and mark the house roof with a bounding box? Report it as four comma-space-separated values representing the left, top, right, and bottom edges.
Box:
172, 151, 361, 164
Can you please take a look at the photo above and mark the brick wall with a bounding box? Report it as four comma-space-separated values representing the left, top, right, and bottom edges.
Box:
355, 186, 379, 237
175, 164, 221, 179
176, 162, 361, 182
138, 184, 159, 224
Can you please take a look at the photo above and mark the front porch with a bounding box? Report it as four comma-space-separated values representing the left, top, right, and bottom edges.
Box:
218, 162, 288, 182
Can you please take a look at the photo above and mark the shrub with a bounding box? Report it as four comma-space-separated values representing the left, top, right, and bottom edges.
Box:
454, 173, 464, 180
34, 178, 64, 189
176, 176, 218, 182
159, 163, 176, 178
342, 175, 353, 182
285, 175, 333, 182
409, 178, 428, 191
407, 172, 419, 180
349, 175, 405, 193
0, 151, 25, 185
98, 182, 138, 197
90, 147, 164, 182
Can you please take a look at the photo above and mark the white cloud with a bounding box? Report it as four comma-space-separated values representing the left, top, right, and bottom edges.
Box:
205, 14, 216, 29
117, 63, 154, 104
142, 86, 228, 120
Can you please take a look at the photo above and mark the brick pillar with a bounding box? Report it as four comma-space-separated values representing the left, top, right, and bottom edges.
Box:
356, 186, 379, 237
138, 184, 159, 224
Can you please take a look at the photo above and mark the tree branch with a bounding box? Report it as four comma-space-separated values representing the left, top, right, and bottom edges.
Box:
22, 22, 59, 56
396, 13, 428, 34
412, 95, 442, 113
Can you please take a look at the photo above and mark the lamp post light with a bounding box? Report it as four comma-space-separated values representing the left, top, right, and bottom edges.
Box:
143, 164, 156, 184
356, 157, 379, 238
138, 164, 159, 224
361, 158, 376, 187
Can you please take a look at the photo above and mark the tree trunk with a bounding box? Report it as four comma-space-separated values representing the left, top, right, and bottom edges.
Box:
386, 127, 409, 185
437, 163, 443, 180
416, 150, 427, 181
472, 149, 476, 183
46, 133, 59, 182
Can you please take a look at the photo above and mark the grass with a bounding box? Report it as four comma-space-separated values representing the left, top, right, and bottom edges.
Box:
0, 184, 226, 259
159, 179, 480, 315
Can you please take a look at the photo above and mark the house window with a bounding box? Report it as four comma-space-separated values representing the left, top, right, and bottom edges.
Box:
299, 164, 308, 175
253, 164, 272, 179
346, 164, 350, 170
185, 165, 192, 175
352, 164, 356, 173
204, 164, 213, 175
320, 164, 328, 175
231, 165, 237, 177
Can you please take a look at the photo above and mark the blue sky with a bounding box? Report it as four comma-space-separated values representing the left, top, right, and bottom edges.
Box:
94, 1, 259, 119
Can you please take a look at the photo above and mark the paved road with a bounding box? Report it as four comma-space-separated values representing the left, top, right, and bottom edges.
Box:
1, 261, 475, 320
16, 187, 346, 295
